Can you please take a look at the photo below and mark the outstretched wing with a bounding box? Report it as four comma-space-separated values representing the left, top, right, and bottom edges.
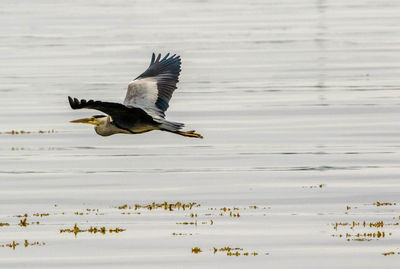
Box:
68, 96, 154, 130
123, 53, 181, 118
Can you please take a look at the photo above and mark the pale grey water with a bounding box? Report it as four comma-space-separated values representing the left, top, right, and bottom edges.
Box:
1, 0, 400, 268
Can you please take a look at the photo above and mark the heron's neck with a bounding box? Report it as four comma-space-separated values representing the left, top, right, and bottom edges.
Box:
94, 116, 117, 136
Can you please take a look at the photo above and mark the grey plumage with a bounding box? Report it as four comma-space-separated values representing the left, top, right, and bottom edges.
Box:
68, 52, 202, 138
136, 53, 181, 113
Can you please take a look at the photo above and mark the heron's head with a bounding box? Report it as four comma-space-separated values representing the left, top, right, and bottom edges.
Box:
70, 115, 107, 126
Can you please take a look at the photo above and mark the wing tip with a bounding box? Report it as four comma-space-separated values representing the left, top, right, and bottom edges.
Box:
68, 96, 77, 109
68, 96, 92, 109
150, 52, 181, 63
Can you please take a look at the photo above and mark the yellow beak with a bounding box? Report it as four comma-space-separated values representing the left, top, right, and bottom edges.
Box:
70, 117, 96, 125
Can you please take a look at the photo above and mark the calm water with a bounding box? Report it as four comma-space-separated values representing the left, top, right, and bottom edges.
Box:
1, 0, 400, 268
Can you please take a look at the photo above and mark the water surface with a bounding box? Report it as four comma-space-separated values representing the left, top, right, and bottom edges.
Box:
1, 0, 400, 268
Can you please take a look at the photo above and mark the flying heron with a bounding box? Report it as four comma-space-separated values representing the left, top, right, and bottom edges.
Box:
68, 53, 202, 138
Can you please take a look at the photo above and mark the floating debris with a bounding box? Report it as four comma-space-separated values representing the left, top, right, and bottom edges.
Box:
1, 129, 57, 135
192, 247, 202, 254
302, 184, 325, 189
220, 207, 240, 211
23, 240, 45, 248
0, 240, 45, 250
11, 147, 58, 151
116, 202, 199, 211
33, 213, 50, 217
172, 232, 192, 236
19, 218, 28, 227
331, 218, 398, 242
118, 204, 128, 210
214, 247, 243, 253
176, 221, 197, 225
120, 212, 139, 215
332, 231, 387, 241
373, 202, 397, 207
109, 228, 125, 233
17, 217, 39, 227
60, 224, 84, 236
60, 224, 125, 236
212, 246, 261, 257
229, 212, 240, 218
74, 211, 86, 216
218, 207, 241, 218
332, 220, 399, 230
382, 251, 400, 256
0, 241, 19, 250
0, 223, 10, 227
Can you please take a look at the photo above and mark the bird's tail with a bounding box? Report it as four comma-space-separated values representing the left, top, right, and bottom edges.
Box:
159, 120, 203, 139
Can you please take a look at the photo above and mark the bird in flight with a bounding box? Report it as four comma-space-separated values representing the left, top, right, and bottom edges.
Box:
68, 53, 202, 138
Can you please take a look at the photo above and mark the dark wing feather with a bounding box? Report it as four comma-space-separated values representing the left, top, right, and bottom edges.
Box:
68, 96, 154, 130
127, 53, 181, 114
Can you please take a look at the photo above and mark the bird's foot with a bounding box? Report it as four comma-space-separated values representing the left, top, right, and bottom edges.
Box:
177, 130, 203, 139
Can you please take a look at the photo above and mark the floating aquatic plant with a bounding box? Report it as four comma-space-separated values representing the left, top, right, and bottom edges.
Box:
0, 129, 57, 135
32, 213, 50, 217
191, 247, 202, 254
18, 218, 28, 227
382, 251, 400, 256
211, 246, 262, 257
0, 241, 19, 250
373, 202, 397, 207
331, 219, 398, 242
116, 202, 199, 211
59, 224, 125, 236
0, 240, 45, 250
302, 184, 325, 189
172, 232, 192, 236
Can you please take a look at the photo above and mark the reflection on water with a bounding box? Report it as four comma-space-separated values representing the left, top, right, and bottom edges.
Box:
1, 0, 400, 268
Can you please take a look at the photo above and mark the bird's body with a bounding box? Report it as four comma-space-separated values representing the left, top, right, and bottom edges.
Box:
68, 53, 202, 138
